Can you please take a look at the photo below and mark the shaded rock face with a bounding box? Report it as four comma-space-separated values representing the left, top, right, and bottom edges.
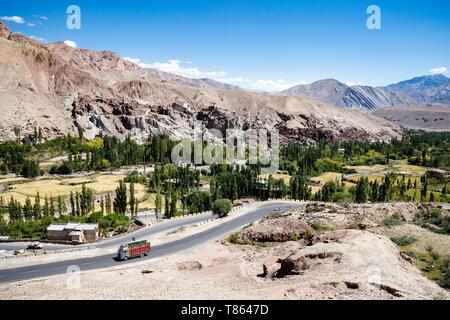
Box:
0, 21, 45, 49
240, 216, 314, 243
276, 255, 310, 277
274, 251, 343, 278
0, 21, 11, 39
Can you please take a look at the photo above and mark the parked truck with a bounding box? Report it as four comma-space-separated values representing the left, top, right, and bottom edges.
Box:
117, 240, 151, 261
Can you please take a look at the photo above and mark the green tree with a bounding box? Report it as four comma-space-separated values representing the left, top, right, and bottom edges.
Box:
170, 192, 177, 218
155, 189, 162, 218
21, 160, 40, 178
129, 182, 136, 217
212, 199, 232, 218
370, 180, 379, 202
38, 127, 43, 143
421, 176, 428, 202
113, 180, 127, 215
33, 192, 41, 219
8, 197, 22, 222
429, 192, 435, 202
70, 192, 75, 216
105, 193, 112, 215
57, 196, 65, 216
50, 197, 56, 217
23, 197, 33, 221
13, 127, 21, 144
399, 178, 407, 201
100, 195, 105, 215
43, 196, 50, 217
164, 192, 171, 218
75, 192, 81, 216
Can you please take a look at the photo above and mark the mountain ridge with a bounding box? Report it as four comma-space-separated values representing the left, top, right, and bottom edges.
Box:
386, 74, 450, 105
0, 21, 401, 143
282, 79, 423, 110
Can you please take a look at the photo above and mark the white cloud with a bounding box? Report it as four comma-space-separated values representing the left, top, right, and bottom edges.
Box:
1, 16, 25, 24
29, 35, 45, 42
149, 59, 227, 79
124, 57, 229, 79
27, 23, 36, 27
346, 81, 364, 86
64, 40, 77, 48
122, 56, 305, 91
215, 77, 250, 84
123, 57, 142, 64
429, 67, 448, 75
32, 15, 48, 22
248, 80, 304, 92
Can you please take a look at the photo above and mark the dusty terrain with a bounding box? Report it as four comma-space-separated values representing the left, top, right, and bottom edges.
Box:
374, 106, 450, 131
0, 202, 448, 300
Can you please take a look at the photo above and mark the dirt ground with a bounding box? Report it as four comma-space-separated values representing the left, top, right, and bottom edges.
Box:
0, 202, 448, 300
0, 229, 447, 300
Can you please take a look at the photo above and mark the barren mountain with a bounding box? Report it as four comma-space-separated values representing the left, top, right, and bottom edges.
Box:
386, 74, 450, 106
282, 79, 414, 111
0, 21, 401, 143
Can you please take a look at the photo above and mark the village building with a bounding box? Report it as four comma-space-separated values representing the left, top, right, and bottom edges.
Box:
47, 223, 99, 243
198, 181, 211, 191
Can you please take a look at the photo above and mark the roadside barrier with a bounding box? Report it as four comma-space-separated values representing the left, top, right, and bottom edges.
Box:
0, 245, 98, 260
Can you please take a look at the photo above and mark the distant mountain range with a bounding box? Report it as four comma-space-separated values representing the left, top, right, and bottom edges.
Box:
282, 75, 450, 111
386, 74, 450, 106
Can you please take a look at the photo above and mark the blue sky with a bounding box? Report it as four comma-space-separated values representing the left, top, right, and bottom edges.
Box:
1, 0, 450, 91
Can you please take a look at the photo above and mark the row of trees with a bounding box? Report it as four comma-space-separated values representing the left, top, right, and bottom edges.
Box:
6, 193, 67, 223
281, 131, 450, 178
2, 179, 139, 225
312, 173, 449, 204
47, 135, 176, 175
112, 181, 138, 216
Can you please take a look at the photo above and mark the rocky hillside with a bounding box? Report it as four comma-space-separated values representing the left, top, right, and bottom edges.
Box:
0, 21, 401, 143
282, 79, 415, 111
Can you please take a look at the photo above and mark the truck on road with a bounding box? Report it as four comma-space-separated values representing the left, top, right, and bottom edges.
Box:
117, 240, 151, 261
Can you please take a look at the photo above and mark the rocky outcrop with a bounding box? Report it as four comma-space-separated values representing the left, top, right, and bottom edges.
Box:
238, 216, 314, 243
177, 261, 202, 271
0, 21, 11, 39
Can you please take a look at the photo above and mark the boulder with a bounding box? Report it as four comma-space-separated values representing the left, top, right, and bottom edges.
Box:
177, 261, 202, 271
241, 216, 314, 243
275, 254, 310, 278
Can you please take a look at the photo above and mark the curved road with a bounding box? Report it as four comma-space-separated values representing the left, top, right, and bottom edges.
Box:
0, 202, 299, 284
0, 212, 215, 252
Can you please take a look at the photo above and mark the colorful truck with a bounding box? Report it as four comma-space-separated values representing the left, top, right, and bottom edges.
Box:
117, 240, 151, 261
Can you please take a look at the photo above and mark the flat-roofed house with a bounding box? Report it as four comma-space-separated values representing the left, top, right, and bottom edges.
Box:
47, 223, 99, 243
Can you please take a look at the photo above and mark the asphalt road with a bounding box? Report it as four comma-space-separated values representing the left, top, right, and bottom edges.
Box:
0, 212, 214, 252
0, 202, 299, 284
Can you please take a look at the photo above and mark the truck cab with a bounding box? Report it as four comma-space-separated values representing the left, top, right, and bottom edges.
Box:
117, 245, 129, 261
